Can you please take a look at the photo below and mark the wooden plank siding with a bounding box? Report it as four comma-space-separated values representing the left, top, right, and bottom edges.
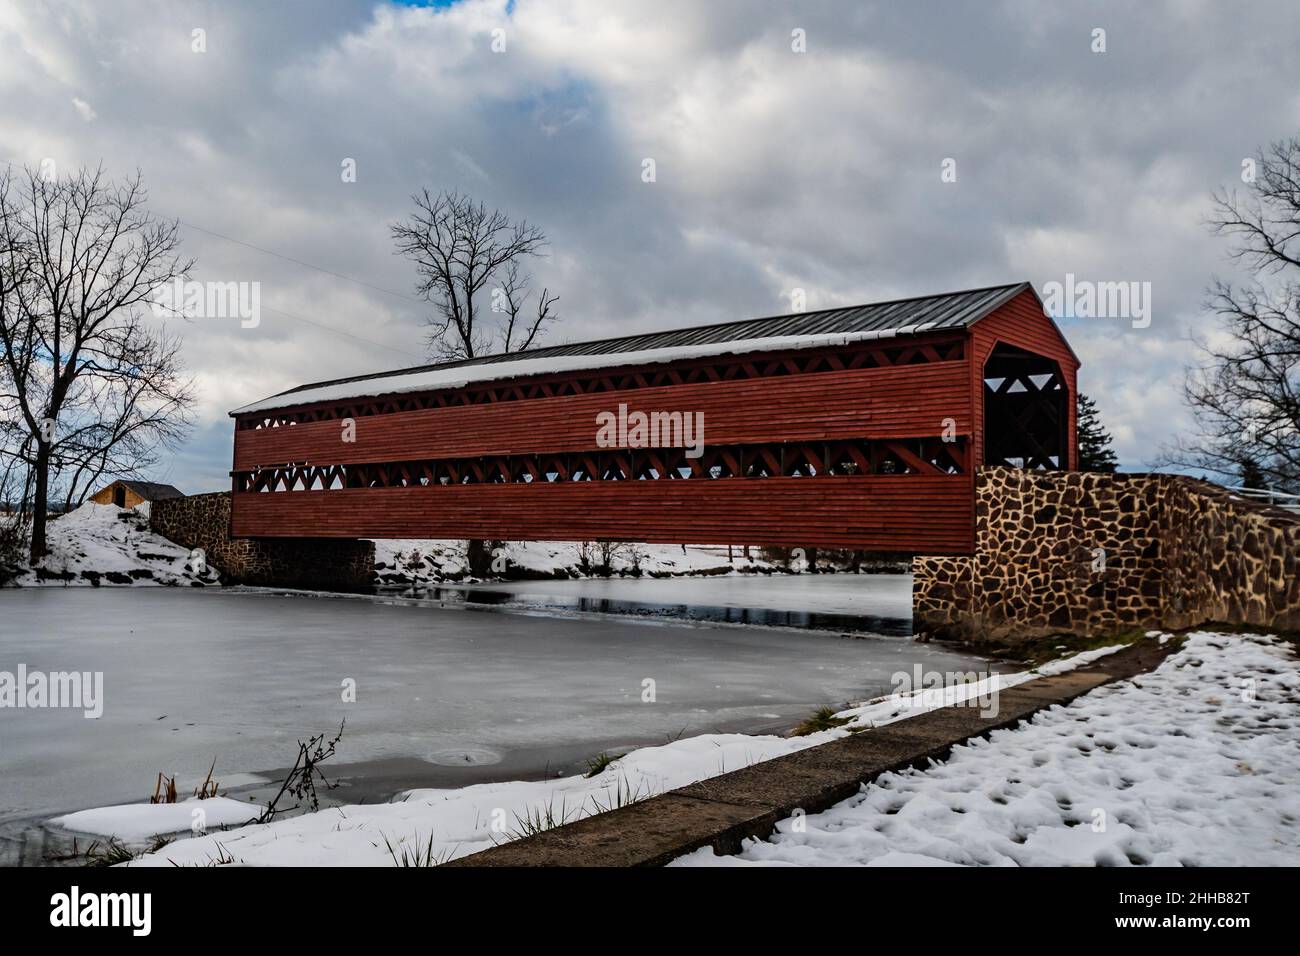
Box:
230, 475, 976, 553
233, 360, 971, 470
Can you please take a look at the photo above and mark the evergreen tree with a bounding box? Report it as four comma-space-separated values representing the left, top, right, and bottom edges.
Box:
1237, 457, 1266, 489
1077, 393, 1119, 472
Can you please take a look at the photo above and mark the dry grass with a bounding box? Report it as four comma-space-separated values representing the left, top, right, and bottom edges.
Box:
790, 705, 852, 737
149, 772, 178, 804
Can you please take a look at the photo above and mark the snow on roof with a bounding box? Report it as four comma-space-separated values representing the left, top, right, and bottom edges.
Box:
232, 325, 949, 416
232, 282, 1031, 416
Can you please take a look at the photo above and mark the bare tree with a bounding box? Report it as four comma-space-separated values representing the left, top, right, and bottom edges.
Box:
0, 397, 32, 576
499, 259, 559, 354
0, 170, 35, 543
0, 164, 195, 560
392, 190, 560, 575
390, 189, 558, 360
1162, 138, 1300, 492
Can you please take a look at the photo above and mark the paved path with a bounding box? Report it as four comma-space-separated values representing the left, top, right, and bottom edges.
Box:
448, 639, 1174, 867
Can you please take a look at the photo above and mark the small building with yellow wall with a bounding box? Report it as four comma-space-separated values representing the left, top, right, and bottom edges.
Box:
89, 480, 185, 510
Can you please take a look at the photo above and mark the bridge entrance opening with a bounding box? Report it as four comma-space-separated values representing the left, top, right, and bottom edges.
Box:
983, 342, 1069, 470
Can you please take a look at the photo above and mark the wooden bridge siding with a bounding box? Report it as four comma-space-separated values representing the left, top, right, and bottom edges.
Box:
229, 475, 976, 553
232, 359, 972, 470
970, 289, 1080, 471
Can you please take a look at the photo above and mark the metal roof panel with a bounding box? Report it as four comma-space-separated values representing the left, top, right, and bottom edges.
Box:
261, 281, 1031, 404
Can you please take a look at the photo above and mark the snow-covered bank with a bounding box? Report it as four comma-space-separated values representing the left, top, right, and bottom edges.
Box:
374, 539, 820, 586
115, 644, 1120, 866
675, 632, 1300, 867
52, 797, 263, 844
4, 502, 892, 590
3, 503, 218, 587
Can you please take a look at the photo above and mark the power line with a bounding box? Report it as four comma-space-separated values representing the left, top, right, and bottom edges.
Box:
177, 220, 424, 305
168, 223, 425, 358
3, 155, 421, 306
1, 155, 425, 361
260, 304, 416, 359
172, 267, 416, 359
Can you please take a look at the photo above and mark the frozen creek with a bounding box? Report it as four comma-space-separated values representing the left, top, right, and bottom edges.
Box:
0, 578, 1002, 865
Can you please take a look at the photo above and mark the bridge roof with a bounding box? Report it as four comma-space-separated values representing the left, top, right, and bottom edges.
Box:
233, 281, 1032, 415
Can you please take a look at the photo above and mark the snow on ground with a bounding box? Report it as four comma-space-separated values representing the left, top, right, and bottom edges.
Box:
128, 733, 826, 866
372, 538, 786, 586
3, 503, 218, 587
4, 514, 876, 591
52, 798, 263, 844
832, 644, 1129, 729
118, 644, 1119, 866
674, 632, 1300, 867
6, 502, 884, 591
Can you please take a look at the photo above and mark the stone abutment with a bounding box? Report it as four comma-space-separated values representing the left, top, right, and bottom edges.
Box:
150, 492, 374, 592
914, 468, 1300, 645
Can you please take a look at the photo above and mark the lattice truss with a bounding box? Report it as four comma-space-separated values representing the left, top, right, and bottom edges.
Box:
236, 438, 970, 493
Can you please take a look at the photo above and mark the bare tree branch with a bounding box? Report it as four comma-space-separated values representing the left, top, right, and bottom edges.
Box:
390, 190, 556, 360
1161, 138, 1300, 492
0, 163, 194, 560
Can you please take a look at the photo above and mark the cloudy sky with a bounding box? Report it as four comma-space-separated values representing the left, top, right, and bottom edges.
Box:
2, 0, 1297, 492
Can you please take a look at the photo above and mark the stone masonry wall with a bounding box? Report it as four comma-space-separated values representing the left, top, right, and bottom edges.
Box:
1160, 479, 1300, 632
912, 554, 976, 638
150, 492, 374, 592
914, 468, 1300, 645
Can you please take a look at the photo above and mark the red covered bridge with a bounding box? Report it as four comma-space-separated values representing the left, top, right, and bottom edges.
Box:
229, 282, 1078, 555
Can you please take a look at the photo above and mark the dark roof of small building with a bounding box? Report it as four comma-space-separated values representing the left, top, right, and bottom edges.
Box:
265, 281, 1032, 404
114, 480, 185, 501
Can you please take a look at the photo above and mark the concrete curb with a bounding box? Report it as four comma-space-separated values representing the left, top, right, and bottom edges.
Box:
447, 640, 1174, 867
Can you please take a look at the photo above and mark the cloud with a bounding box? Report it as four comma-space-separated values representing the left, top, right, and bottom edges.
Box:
71, 96, 96, 121
1, 0, 1297, 492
